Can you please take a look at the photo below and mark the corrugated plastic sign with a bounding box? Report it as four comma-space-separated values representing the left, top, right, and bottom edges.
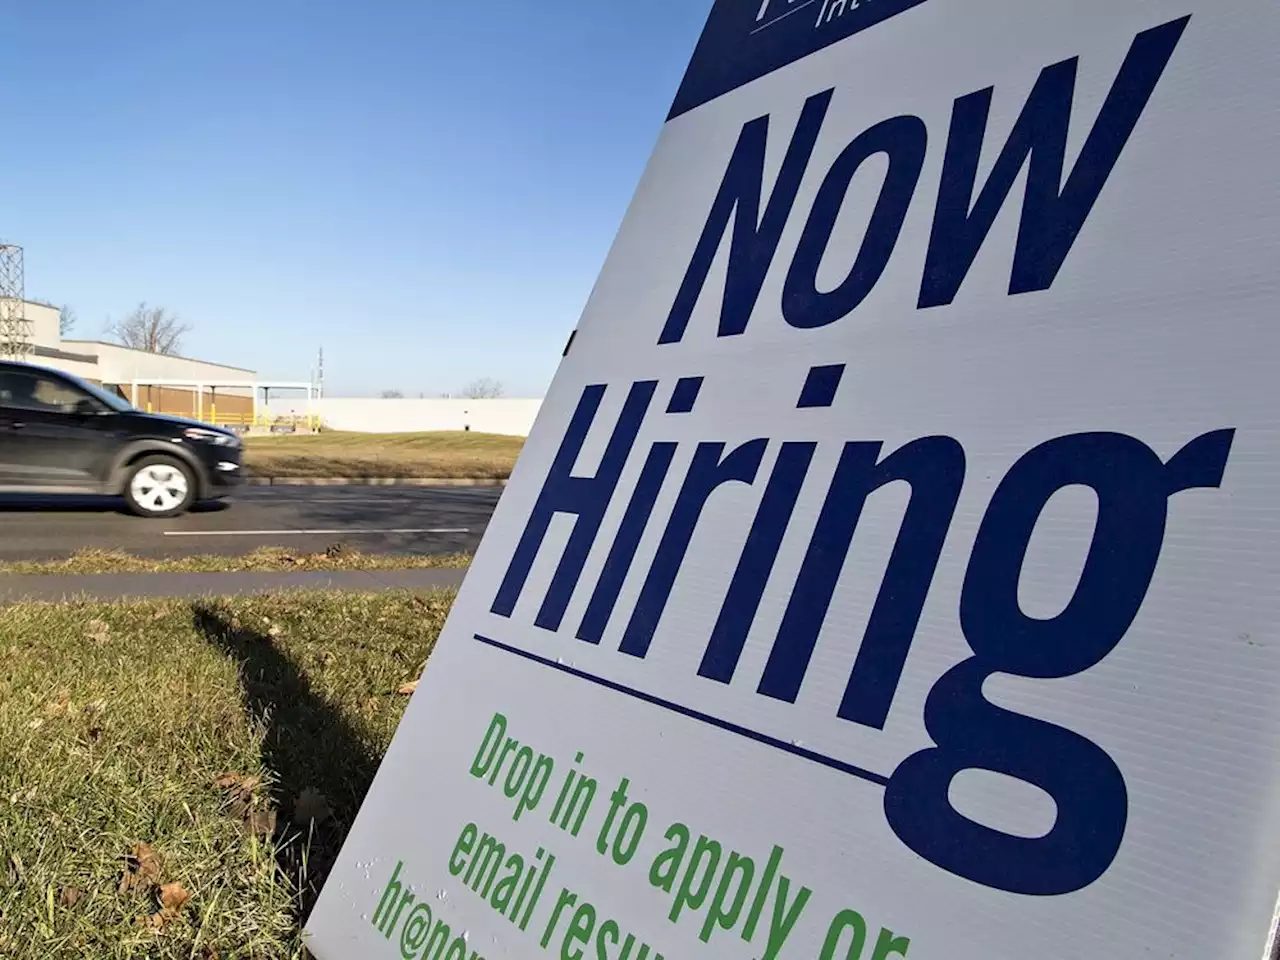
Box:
307, 2, 1280, 957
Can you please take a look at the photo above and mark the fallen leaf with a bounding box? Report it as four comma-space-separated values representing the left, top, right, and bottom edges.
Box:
396, 679, 419, 696
8, 853, 24, 884
136, 843, 162, 882
119, 842, 162, 894
27, 718, 44, 730
150, 610, 166, 621
159, 881, 190, 914
58, 886, 84, 908
268, 624, 283, 638
293, 788, 331, 826
412, 595, 428, 609
84, 620, 110, 643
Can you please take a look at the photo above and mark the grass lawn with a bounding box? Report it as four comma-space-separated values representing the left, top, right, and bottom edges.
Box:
0, 547, 470, 576
0, 589, 453, 958
243, 431, 524, 479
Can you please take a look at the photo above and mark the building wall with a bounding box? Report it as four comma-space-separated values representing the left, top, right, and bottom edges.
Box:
63, 340, 255, 390
25, 301, 59, 347
4, 301, 265, 423
269, 398, 543, 436
29, 348, 100, 381
60, 339, 257, 418
0, 299, 61, 359
130, 385, 255, 419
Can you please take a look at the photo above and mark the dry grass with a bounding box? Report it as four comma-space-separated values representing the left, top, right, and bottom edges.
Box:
243, 431, 523, 479
0, 589, 454, 958
0, 547, 471, 576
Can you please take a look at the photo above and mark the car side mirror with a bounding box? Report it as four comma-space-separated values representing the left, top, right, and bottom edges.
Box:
73, 398, 104, 416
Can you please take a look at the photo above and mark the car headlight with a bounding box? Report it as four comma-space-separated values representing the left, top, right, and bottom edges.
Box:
183, 427, 240, 448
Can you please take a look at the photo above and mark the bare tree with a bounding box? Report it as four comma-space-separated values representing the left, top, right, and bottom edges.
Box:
461, 378, 504, 399
106, 302, 191, 355
59, 304, 76, 337
379, 389, 405, 399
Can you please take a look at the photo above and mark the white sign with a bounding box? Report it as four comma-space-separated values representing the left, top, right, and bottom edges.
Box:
307, 2, 1280, 957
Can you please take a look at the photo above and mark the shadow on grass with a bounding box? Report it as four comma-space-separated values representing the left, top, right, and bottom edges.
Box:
192, 605, 380, 922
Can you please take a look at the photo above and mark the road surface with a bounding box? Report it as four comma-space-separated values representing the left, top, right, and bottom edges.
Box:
0, 486, 503, 562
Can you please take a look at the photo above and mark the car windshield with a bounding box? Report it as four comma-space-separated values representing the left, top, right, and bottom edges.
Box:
66, 374, 134, 412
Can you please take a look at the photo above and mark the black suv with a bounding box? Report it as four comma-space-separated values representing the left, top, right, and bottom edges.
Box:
0, 360, 243, 517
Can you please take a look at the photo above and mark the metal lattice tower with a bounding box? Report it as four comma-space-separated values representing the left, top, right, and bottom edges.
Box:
0, 245, 30, 361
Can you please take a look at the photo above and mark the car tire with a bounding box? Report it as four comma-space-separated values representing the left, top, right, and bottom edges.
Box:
123, 455, 197, 518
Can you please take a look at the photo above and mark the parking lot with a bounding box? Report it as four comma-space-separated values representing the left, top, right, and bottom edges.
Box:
0, 485, 503, 562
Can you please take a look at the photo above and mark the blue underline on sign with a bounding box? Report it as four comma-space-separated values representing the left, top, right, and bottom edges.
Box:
472, 632, 891, 789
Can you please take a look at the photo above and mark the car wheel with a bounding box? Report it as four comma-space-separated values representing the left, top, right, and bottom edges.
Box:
124, 456, 196, 518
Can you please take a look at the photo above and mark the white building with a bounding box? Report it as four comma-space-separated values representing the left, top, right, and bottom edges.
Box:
8, 299, 272, 424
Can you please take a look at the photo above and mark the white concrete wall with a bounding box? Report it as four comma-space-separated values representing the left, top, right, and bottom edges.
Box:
270, 398, 543, 436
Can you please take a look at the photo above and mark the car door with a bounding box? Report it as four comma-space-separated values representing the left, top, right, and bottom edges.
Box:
0, 369, 116, 489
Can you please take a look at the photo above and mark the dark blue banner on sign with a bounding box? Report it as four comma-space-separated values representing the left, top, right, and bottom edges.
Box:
669, 0, 931, 120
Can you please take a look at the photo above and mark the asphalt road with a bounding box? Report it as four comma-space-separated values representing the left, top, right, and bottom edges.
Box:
0, 486, 504, 562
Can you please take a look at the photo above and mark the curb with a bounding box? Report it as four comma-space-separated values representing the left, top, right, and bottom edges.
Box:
246, 477, 508, 487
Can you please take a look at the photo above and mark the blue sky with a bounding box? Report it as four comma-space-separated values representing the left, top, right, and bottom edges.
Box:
0, 1, 712, 396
